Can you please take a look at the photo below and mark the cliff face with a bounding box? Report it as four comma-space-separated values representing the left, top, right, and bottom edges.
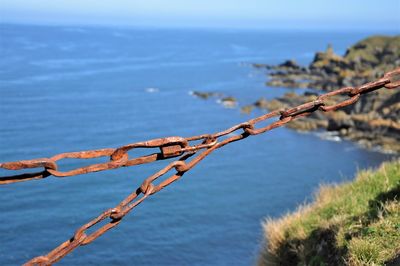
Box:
252, 36, 400, 153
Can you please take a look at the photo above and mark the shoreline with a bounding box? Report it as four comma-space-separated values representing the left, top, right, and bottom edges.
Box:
191, 35, 400, 154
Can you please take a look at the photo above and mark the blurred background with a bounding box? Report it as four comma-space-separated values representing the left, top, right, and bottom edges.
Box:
0, 1, 399, 265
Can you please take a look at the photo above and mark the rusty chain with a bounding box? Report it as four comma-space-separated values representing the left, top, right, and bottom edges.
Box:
1, 68, 399, 265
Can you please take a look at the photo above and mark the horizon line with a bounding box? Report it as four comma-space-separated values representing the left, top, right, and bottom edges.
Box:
2, 20, 400, 33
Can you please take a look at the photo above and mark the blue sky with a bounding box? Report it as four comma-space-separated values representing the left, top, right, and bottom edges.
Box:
1, 0, 399, 30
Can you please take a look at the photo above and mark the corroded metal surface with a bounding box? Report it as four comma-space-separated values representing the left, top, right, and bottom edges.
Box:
0, 68, 399, 265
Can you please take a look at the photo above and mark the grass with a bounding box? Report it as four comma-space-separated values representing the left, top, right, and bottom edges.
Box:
259, 160, 400, 266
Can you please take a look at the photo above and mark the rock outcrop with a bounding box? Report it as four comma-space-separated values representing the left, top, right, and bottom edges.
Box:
251, 36, 400, 153
261, 36, 400, 91
190, 90, 238, 109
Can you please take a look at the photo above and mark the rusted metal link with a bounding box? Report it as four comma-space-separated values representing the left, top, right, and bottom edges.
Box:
0, 170, 51, 185
245, 111, 290, 135
317, 87, 360, 112
384, 68, 400, 89
4, 68, 400, 184
1, 68, 399, 265
350, 78, 390, 95
0, 137, 209, 184
0, 158, 57, 171
280, 99, 324, 118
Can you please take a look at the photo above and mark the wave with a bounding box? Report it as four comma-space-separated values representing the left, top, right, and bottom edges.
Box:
112, 32, 133, 39
63, 27, 87, 33
0, 60, 207, 85
315, 131, 342, 142
145, 87, 159, 93
29, 55, 168, 69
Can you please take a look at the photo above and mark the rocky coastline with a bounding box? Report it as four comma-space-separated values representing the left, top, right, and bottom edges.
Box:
251, 35, 400, 153
191, 36, 400, 153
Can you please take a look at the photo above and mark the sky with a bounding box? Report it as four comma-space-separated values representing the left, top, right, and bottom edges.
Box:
1, 0, 400, 30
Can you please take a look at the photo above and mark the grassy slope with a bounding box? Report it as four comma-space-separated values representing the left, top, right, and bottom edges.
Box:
259, 160, 400, 266
344, 35, 400, 67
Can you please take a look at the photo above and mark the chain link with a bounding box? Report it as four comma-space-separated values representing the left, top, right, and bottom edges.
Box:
1, 68, 399, 265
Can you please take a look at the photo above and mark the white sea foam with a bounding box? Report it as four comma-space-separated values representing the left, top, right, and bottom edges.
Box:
216, 99, 238, 108
145, 87, 159, 93
315, 131, 342, 142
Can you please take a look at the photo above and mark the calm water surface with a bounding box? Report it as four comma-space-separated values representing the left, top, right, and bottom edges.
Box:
0, 24, 395, 265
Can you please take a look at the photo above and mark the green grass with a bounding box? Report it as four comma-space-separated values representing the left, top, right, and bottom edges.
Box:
259, 160, 400, 266
344, 36, 400, 66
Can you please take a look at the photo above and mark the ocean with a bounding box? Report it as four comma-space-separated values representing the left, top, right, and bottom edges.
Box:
0, 24, 395, 265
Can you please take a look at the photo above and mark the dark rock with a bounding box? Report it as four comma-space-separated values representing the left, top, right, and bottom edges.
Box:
279, 60, 300, 69
304, 91, 319, 97
241, 105, 254, 114
191, 91, 223, 100
252, 63, 270, 69
220, 97, 237, 108
254, 97, 269, 109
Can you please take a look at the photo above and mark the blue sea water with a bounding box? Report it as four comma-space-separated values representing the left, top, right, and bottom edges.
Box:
0, 24, 396, 265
